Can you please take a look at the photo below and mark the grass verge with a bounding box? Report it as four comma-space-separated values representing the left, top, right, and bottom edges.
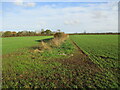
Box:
2, 39, 75, 88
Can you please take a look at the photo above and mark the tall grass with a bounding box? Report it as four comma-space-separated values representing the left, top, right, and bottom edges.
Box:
38, 33, 69, 51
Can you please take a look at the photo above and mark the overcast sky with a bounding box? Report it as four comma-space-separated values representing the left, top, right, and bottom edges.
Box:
1, 0, 118, 33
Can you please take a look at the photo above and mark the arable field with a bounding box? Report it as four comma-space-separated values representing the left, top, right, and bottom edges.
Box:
70, 35, 119, 87
2, 36, 53, 54
2, 35, 119, 88
70, 35, 119, 68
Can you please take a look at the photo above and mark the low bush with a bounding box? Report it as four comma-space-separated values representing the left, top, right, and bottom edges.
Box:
54, 32, 68, 39
38, 32, 69, 51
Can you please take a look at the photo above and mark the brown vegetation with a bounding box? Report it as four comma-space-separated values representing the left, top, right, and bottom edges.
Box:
34, 32, 69, 52
40, 41, 51, 50
54, 32, 68, 38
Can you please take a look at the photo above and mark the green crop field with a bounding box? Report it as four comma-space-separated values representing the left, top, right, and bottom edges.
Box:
70, 35, 119, 88
2, 36, 53, 54
70, 35, 119, 68
2, 35, 119, 88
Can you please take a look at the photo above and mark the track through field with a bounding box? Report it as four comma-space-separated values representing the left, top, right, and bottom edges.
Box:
71, 39, 88, 57
56, 39, 102, 73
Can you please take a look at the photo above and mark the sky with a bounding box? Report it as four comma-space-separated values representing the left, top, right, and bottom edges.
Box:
0, 0, 119, 33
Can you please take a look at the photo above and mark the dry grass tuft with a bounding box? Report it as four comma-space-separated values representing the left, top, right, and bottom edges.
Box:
50, 32, 69, 47
40, 41, 51, 50
50, 37, 67, 47
38, 32, 69, 52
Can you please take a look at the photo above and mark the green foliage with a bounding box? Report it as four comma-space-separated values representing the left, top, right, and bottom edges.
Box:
45, 29, 52, 35
2, 29, 53, 37
41, 29, 53, 35
2, 31, 12, 37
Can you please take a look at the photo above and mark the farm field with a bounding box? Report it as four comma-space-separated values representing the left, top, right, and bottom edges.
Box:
2, 36, 53, 54
70, 35, 119, 88
2, 35, 119, 88
2, 1, 119, 88
70, 35, 119, 68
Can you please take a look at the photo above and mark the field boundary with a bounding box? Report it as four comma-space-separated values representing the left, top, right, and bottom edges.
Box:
71, 39, 88, 57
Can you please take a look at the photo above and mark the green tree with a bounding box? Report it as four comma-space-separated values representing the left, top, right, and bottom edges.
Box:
45, 29, 52, 35
57, 29, 61, 32
2, 31, 12, 37
17, 31, 23, 36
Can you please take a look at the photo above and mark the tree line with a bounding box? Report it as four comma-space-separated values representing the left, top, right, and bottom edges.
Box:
69, 32, 119, 35
1, 29, 56, 37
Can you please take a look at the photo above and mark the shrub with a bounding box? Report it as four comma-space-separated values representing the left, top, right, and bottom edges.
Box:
2, 31, 12, 37
39, 32, 69, 51
50, 37, 66, 47
54, 32, 68, 39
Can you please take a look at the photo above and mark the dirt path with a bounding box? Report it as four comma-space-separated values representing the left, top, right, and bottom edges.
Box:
51, 40, 104, 88
56, 40, 102, 73
71, 40, 88, 57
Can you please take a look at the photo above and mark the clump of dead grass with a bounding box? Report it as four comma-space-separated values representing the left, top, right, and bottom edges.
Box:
39, 41, 51, 50
34, 32, 69, 53
52, 32, 68, 46
33, 41, 51, 53
50, 37, 67, 47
